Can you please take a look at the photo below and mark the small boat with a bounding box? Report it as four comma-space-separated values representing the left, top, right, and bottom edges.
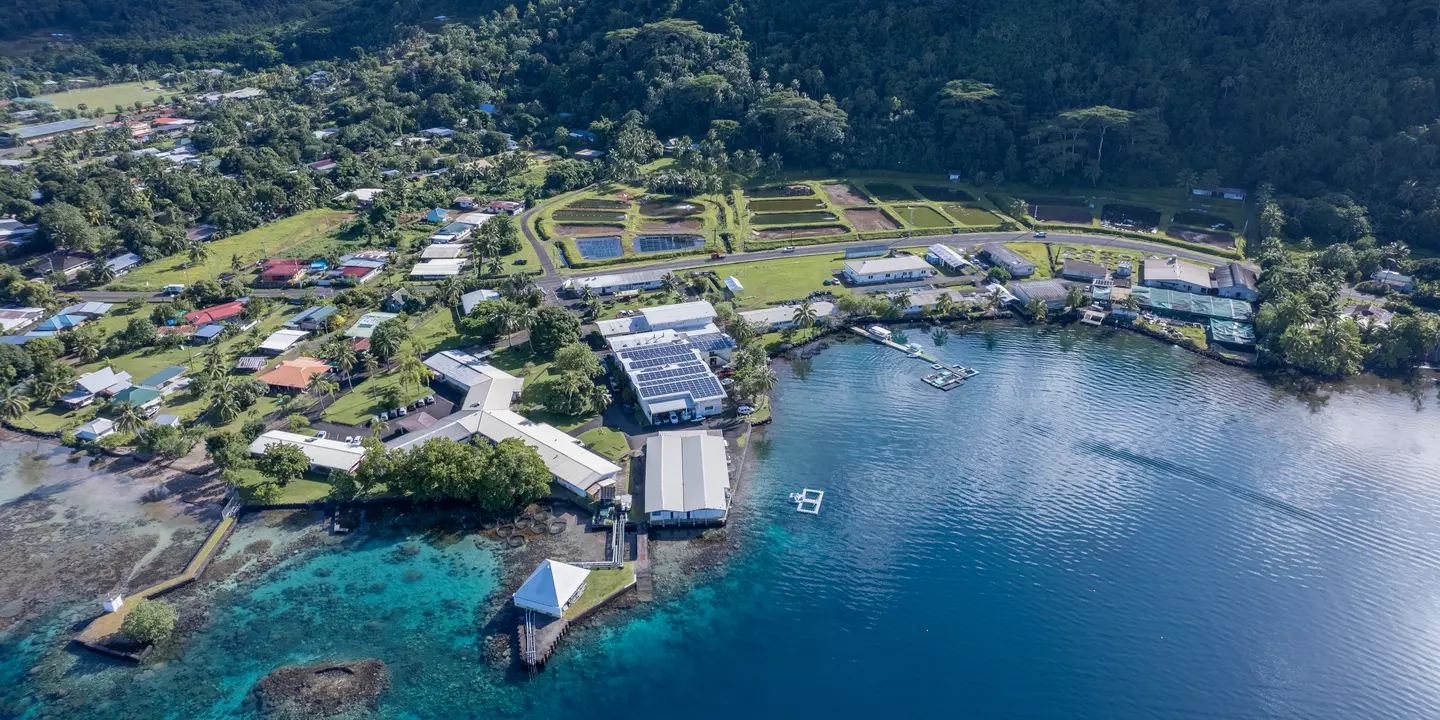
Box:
788, 492, 804, 503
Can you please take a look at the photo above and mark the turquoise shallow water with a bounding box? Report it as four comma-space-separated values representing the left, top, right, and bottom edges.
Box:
8, 324, 1440, 718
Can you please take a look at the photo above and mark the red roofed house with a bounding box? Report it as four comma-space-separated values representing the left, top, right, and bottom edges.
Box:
339, 265, 382, 284
487, 200, 524, 215
183, 300, 247, 325
259, 258, 310, 285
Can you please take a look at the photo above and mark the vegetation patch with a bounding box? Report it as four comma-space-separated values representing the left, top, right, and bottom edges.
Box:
638, 218, 701, 232
821, 183, 871, 206
1029, 204, 1093, 224
555, 223, 626, 236
553, 209, 627, 223
1100, 204, 1163, 231
915, 185, 975, 202
1165, 227, 1236, 250
864, 182, 919, 201
578, 427, 630, 462
844, 208, 900, 231
751, 211, 838, 225
748, 184, 814, 198
638, 198, 704, 217
566, 198, 629, 210
39, 81, 160, 110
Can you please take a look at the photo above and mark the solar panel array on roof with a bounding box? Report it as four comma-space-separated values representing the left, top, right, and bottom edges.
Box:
638, 376, 724, 400
684, 332, 737, 353
617, 342, 698, 369
634, 361, 709, 384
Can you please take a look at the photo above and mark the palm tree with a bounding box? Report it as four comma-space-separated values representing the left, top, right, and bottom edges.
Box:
434, 277, 463, 309
487, 256, 505, 276
1122, 293, 1140, 312
307, 372, 339, 404
589, 383, 611, 414
501, 273, 536, 298
934, 293, 955, 318
113, 402, 147, 437
497, 300, 534, 348
321, 338, 358, 389
90, 262, 116, 287
579, 285, 598, 308
987, 287, 1005, 312
73, 331, 104, 362
662, 272, 684, 298
186, 238, 212, 268
1025, 297, 1048, 324
31, 377, 67, 406
208, 378, 243, 422
397, 354, 430, 391
1064, 285, 1087, 311
740, 366, 779, 405
792, 300, 820, 330
0, 386, 35, 428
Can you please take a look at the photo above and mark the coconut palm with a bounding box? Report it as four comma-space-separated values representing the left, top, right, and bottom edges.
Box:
90, 262, 116, 287
792, 300, 820, 330
501, 273, 536, 298
579, 285, 597, 308
72, 330, 104, 362
662, 272, 684, 298
433, 276, 464, 309
497, 300, 534, 348
30, 376, 68, 406
1064, 285, 1087, 311
487, 256, 505, 276
306, 372, 339, 403
1122, 293, 1140, 312
186, 238, 212, 268
934, 293, 955, 318
1025, 297, 1048, 324
739, 366, 779, 405
363, 353, 380, 379
208, 379, 243, 423
397, 354, 430, 391
321, 338, 358, 389
987, 286, 1005, 311
113, 402, 147, 437
0, 386, 35, 428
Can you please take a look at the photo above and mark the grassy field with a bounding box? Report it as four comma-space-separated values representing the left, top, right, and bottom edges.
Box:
710, 254, 851, 310
998, 242, 1055, 279
110, 209, 352, 290
578, 427, 630, 462
563, 562, 636, 618
234, 468, 332, 504
38, 81, 162, 111
322, 309, 467, 425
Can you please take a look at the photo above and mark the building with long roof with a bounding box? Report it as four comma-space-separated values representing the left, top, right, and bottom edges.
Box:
248, 431, 366, 474
613, 337, 727, 425
643, 431, 730, 526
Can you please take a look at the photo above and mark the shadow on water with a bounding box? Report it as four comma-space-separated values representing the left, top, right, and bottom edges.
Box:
788, 356, 813, 381
1077, 439, 1440, 572
930, 329, 949, 347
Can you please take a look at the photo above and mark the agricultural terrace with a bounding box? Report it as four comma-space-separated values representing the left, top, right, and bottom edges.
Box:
109, 209, 352, 290
36, 81, 166, 111
537, 182, 724, 269
735, 175, 1010, 252
1001, 185, 1248, 255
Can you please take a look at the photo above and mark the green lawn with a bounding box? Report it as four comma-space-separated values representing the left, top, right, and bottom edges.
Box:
710, 254, 851, 310
578, 427, 630, 461
999, 242, 1055, 279
110, 209, 352, 290
564, 562, 636, 618
38, 81, 162, 111
234, 468, 332, 504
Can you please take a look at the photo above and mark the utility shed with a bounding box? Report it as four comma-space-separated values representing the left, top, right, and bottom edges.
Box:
643, 430, 730, 526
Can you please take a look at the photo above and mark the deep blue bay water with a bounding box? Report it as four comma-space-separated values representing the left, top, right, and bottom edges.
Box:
7, 323, 1440, 719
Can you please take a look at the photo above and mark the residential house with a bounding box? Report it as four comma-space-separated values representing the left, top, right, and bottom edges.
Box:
454, 212, 495, 227
186, 225, 218, 242
28, 251, 93, 280
738, 302, 837, 331
248, 430, 366, 474
105, 253, 142, 275
1372, 270, 1415, 292
61, 367, 132, 409
258, 357, 330, 392
429, 221, 474, 244
513, 560, 589, 618
425, 208, 448, 223
421, 244, 467, 260
460, 289, 500, 315
32, 314, 87, 333
487, 200, 524, 215
454, 196, 476, 210
0, 307, 44, 333
306, 159, 337, 173
191, 324, 225, 344
73, 418, 115, 441
1345, 303, 1395, 328
1060, 260, 1109, 282
259, 258, 309, 285
110, 385, 163, 412
980, 243, 1037, 278
333, 259, 384, 284
284, 305, 338, 331
334, 188, 384, 207
383, 288, 413, 313
410, 259, 467, 279
344, 312, 399, 339
183, 300, 247, 326
57, 301, 113, 320
572, 149, 605, 161
136, 366, 187, 394
421, 127, 456, 138
925, 244, 972, 272
644, 430, 730, 526
1213, 262, 1260, 302
0, 219, 38, 241
258, 328, 309, 355
842, 255, 936, 285
567, 129, 597, 143
1143, 256, 1212, 295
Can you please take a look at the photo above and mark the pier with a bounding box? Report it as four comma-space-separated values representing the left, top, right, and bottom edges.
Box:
848, 325, 937, 362
73, 494, 242, 662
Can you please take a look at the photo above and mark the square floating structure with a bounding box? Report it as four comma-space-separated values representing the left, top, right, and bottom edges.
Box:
792, 488, 824, 515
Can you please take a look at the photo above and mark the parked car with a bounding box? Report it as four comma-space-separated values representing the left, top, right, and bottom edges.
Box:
514, 258, 528, 265
823, 279, 838, 286
721, 377, 735, 386
315, 430, 328, 439
397, 407, 407, 416
666, 412, 679, 424
424, 395, 435, 405
737, 405, 755, 415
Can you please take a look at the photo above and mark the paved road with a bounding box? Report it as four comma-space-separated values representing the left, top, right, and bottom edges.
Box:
75, 287, 341, 302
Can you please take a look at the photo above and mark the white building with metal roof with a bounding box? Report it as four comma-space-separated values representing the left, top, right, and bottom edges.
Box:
258, 328, 309, 354
513, 559, 590, 617
460, 288, 500, 315
596, 300, 717, 337
739, 301, 836, 330
614, 338, 727, 425
1143, 256, 1212, 295
842, 255, 936, 285
925, 243, 971, 271
249, 430, 367, 474
344, 312, 399, 339
561, 268, 669, 296
424, 349, 523, 410
410, 258, 467, 278
476, 409, 623, 498
644, 431, 730, 526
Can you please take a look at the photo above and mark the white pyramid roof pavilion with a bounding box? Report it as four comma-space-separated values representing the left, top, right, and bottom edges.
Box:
513, 559, 590, 617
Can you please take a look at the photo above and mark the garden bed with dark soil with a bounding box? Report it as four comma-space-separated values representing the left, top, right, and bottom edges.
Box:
844, 207, 900, 230
747, 184, 814, 198
1031, 204, 1093, 224
821, 183, 871, 206
915, 185, 975, 202
555, 224, 626, 236
566, 198, 629, 210
1100, 203, 1162, 231
1165, 227, 1236, 249
639, 218, 701, 232
1171, 211, 1234, 230
865, 182, 919, 201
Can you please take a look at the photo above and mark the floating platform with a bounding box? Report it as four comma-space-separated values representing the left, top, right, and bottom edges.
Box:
790, 489, 824, 515
922, 363, 979, 391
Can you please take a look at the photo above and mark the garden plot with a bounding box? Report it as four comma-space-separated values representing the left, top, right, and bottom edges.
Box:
894, 205, 952, 228
1100, 204, 1162, 232
1171, 211, 1234, 230
1166, 228, 1236, 250
915, 185, 975, 202
752, 211, 839, 225
556, 224, 626, 236
567, 198, 629, 209
748, 198, 827, 212
942, 205, 1000, 225
754, 226, 849, 241
554, 209, 628, 223
1030, 204, 1094, 224
865, 183, 919, 201
575, 236, 624, 260
639, 199, 703, 217
639, 218, 701, 232
844, 207, 900, 231
821, 183, 871, 206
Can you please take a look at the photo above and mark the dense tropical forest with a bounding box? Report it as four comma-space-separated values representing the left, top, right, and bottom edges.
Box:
7, 0, 1440, 252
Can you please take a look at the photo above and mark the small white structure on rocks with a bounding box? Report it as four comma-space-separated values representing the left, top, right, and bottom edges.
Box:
513, 559, 590, 617
103, 594, 124, 613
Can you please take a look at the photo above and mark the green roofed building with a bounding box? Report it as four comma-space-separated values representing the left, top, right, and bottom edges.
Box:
1126, 287, 1254, 323
1208, 320, 1257, 349
111, 385, 162, 409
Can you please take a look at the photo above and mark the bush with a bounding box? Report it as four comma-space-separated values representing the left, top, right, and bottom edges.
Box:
120, 598, 177, 645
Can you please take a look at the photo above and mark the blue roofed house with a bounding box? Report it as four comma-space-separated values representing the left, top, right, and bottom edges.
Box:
192, 324, 225, 344
568, 129, 597, 142
284, 305, 339, 331
425, 208, 448, 223
478, 103, 497, 114
33, 314, 87, 333
137, 366, 188, 394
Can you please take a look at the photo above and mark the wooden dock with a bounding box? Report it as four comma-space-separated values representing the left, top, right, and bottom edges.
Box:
635, 531, 653, 602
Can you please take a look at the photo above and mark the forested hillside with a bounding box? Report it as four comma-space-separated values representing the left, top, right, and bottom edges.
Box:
8, 0, 1440, 250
